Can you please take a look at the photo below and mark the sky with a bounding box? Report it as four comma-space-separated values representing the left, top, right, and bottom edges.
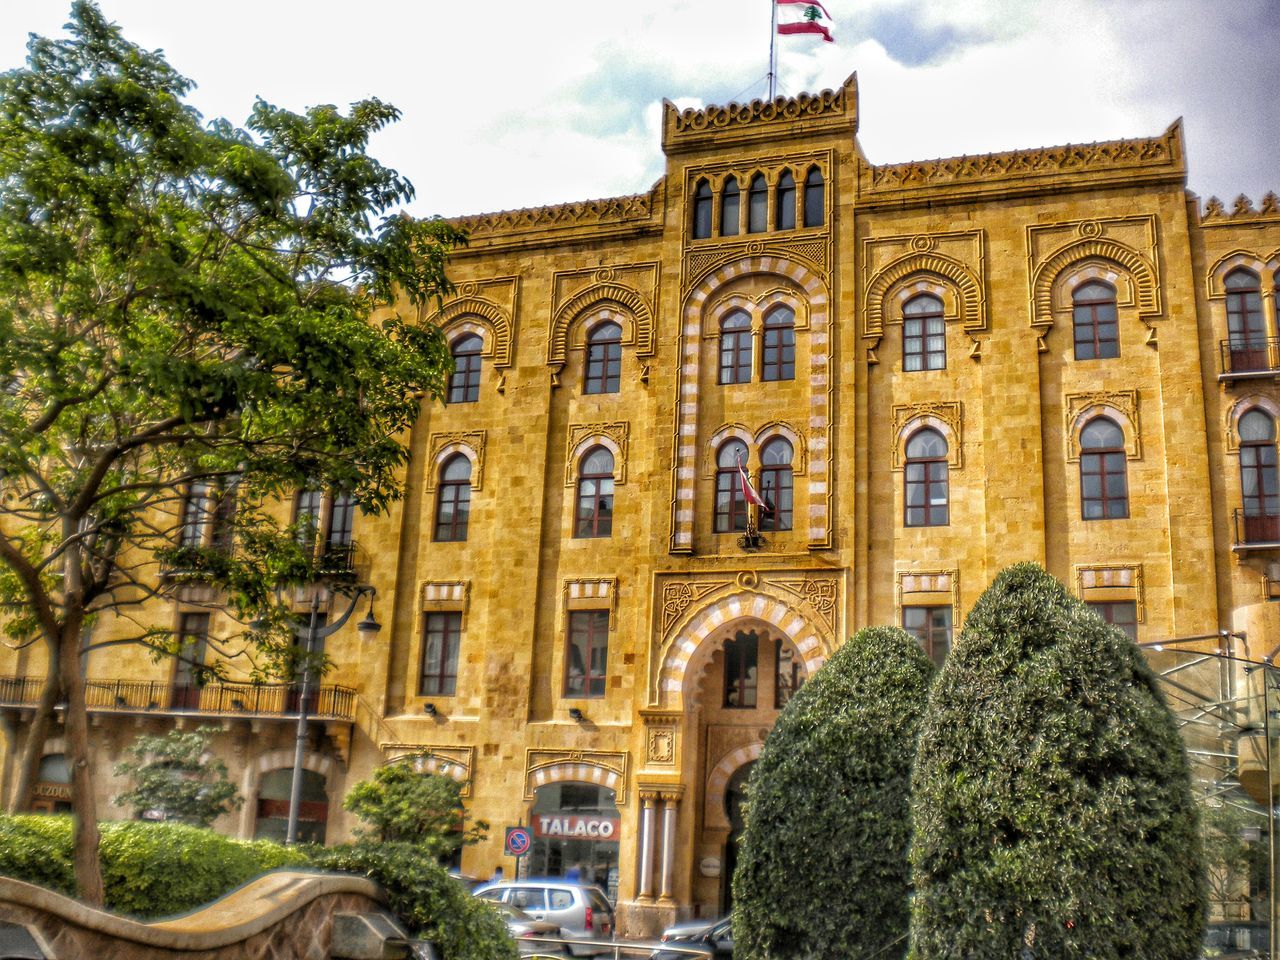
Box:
2, 1, 1278, 219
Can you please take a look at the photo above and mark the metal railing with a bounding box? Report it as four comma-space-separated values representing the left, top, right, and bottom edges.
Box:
1234, 509, 1280, 549
1220, 338, 1280, 379
511, 938, 714, 959
316, 540, 359, 580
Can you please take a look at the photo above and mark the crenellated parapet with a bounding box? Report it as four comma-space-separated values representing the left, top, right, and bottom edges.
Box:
449, 181, 664, 251
1199, 192, 1280, 225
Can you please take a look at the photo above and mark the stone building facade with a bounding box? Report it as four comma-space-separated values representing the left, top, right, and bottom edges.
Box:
2, 74, 1279, 935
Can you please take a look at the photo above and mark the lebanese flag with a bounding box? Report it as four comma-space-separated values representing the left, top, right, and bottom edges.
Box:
737, 456, 768, 508
777, 0, 835, 42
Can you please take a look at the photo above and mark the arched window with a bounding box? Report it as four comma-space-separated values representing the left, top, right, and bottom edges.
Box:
761, 306, 796, 382
721, 179, 740, 237
255, 768, 327, 844
758, 438, 793, 532
584, 322, 622, 394
719, 311, 752, 384
714, 439, 750, 533
1239, 409, 1280, 543
905, 429, 949, 527
1080, 417, 1128, 519
747, 173, 768, 234
448, 333, 482, 403
903, 294, 945, 371
434, 454, 472, 542
692, 179, 713, 239
575, 446, 615, 538
775, 170, 796, 230
803, 167, 824, 227
1226, 269, 1267, 372
1072, 281, 1119, 360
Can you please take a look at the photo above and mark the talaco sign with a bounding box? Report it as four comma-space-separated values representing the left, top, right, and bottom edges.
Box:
533, 814, 620, 839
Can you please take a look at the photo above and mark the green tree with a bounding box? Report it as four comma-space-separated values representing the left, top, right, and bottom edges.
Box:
0, 2, 464, 902
344, 763, 487, 860
112, 726, 242, 827
910, 563, 1206, 959
732, 627, 936, 960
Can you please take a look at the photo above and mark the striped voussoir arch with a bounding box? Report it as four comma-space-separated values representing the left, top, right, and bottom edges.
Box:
657, 590, 828, 708
671, 256, 831, 551
703, 742, 764, 830
526, 761, 623, 798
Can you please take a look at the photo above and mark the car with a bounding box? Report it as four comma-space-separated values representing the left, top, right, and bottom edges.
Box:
473, 880, 615, 957
492, 902, 569, 958
649, 916, 732, 960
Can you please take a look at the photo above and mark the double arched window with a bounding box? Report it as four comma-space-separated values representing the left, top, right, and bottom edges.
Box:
448, 333, 483, 403
1239, 410, 1279, 542
758, 438, 794, 532
903, 294, 945, 371
434, 455, 472, 542
904, 429, 949, 527
714, 439, 750, 533
1226, 269, 1267, 372
719, 311, 752, 384
1079, 418, 1128, 519
584, 322, 622, 394
575, 447, 615, 538
1072, 281, 1119, 360
761, 307, 796, 382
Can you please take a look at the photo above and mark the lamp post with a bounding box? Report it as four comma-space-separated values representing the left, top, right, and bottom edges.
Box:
285, 585, 380, 845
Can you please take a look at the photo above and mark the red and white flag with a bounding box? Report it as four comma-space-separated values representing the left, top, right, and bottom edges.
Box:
737, 455, 768, 508
777, 0, 835, 42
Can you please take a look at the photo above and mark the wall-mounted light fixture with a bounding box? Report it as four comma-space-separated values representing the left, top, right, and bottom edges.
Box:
568, 707, 585, 723
423, 703, 438, 717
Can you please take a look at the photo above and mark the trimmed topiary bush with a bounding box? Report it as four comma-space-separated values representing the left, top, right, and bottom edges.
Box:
733, 626, 936, 960
910, 563, 1206, 959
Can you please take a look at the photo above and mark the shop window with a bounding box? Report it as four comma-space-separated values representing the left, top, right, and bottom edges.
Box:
170, 612, 210, 710
254, 768, 327, 844
774, 641, 804, 708
575, 447, 615, 538
721, 179, 740, 237
775, 170, 796, 230
692, 179, 713, 239
1080, 417, 1128, 519
714, 439, 750, 534
903, 605, 952, 666
584, 322, 622, 395
420, 611, 462, 696
904, 429, 949, 527
528, 782, 620, 898
761, 306, 795, 382
803, 167, 824, 227
758, 438, 793, 532
1086, 600, 1137, 641
1072, 280, 1119, 360
434, 455, 473, 542
565, 610, 609, 699
723, 630, 759, 708
448, 333, 483, 404
719, 311, 752, 385
903, 294, 945, 372
30, 754, 72, 814
747, 173, 768, 234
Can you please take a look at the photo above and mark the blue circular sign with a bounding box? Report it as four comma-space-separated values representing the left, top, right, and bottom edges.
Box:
505, 826, 532, 857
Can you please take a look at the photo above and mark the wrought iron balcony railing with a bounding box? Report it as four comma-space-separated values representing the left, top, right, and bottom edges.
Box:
316, 540, 358, 580
1219, 337, 1280, 380
0, 676, 356, 722
1233, 508, 1280, 550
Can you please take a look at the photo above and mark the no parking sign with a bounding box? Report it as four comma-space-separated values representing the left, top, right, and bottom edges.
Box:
504, 825, 532, 857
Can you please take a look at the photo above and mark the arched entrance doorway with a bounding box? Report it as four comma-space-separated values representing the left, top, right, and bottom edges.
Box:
721, 761, 753, 914
254, 768, 328, 844
527, 781, 621, 900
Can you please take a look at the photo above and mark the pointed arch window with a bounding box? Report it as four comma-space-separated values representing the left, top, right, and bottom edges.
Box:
692, 179, 713, 239
758, 438, 793, 532
1226, 269, 1267, 372
761, 306, 796, 382
721, 179, 740, 237
719, 311, 752, 385
575, 446, 615, 538
775, 170, 796, 230
803, 167, 824, 227
448, 333, 483, 403
1080, 417, 1128, 519
1072, 281, 1119, 360
747, 173, 768, 234
584, 322, 622, 394
715, 439, 750, 533
903, 294, 946, 371
1240, 409, 1280, 543
434, 455, 472, 542
905, 429, 949, 527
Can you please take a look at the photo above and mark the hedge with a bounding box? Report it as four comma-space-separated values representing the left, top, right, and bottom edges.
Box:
910, 563, 1206, 959
733, 626, 936, 960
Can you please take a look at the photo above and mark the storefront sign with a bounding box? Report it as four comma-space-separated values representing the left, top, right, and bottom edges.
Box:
533, 814, 620, 839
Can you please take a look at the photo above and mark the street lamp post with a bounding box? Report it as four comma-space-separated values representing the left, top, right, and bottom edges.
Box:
285, 585, 380, 845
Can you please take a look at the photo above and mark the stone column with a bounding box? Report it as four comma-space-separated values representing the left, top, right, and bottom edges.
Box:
658, 791, 680, 903
638, 792, 657, 901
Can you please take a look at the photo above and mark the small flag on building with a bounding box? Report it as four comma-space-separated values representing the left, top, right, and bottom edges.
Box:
737, 455, 768, 508
776, 0, 835, 42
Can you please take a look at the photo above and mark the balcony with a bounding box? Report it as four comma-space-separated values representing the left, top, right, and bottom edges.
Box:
0, 676, 357, 722
316, 540, 358, 581
1233, 509, 1280, 551
1219, 337, 1280, 381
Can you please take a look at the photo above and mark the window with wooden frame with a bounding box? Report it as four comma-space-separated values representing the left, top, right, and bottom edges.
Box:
170, 611, 210, 709
584, 322, 622, 395
179, 482, 213, 548
1079, 417, 1128, 520
1072, 280, 1119, 360
420, 611, 462, 696
574, 446, 615, 538
714, 439, 750, 533
294, 488, 323, 550
719, 310, 752, 385
434, 455, 473, 542
747, 173, 768, 234
803, 166, 824, 227
758, 437, 793, 532
902, 606, 952, 667
761, 306, 796, 382
692, 179, 713, 239
774, 169, 796, 230
1239, 409, 1280, 542
723, 630, 759, 708
720, 178, 740, 237
1086, 601, 1137, 641
904, 428, 949, 527
564, 609, 609, 699
903, 293, 946, 372
448, 333, 483, 404
1225, 269, 1267, 372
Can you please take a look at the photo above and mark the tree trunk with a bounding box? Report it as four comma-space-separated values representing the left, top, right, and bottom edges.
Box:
10, 669, 62, 812
58, 625, 102, 905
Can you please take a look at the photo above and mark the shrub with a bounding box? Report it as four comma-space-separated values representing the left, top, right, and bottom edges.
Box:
343, 763, 487, 858
112, 727, 243, 827
0, 815, 75, 896
732, 626, 936, 960
910, 563, 1206, 959
309, 842, 517, 960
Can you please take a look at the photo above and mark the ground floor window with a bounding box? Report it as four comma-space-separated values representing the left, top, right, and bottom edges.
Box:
1087, 600, 1138, 641
527, 781, 619, 901
254, 768, 328, 844
30, 753, 72, 814
903, 605, 952, 667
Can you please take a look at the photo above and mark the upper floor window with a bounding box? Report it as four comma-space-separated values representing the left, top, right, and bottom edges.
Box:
775, 641, 803, 708
761, 306, 796, 382
692, 179, 713, 239
584, 322, 622, 395
803, 167, 824, 227
171, 611, 210, 709
758, 438, 794, 532
565, 609, 609, 699
434, 455, 472, 542
905, 428, 949, 527
208, 478, 238, 552
179, 482, 212, 548
294, 488, 323, 549
1086, 601, 1137, 642
1240, 409, 1279, 521
448, 334, 483, 404
723, 630, 758, 708
1226, 268, 1266, 347
775, 170, 796, 230
575, 446, 615, 538
719, 311, 752, 385
747, 173, 768, 234
1080, 417, 1128, 519
714, 439, 750, 533
903, 294, 945, 372
903, 606, 952, 667
721, 179, 741, 237
1072, 281, 1119, 360
326, 491, 356, 555
420, 611, 462, 696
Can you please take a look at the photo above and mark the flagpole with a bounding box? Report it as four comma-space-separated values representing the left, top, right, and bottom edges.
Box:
768, 0, 778, 99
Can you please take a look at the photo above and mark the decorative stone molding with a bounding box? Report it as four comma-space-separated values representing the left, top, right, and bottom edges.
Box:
450, 185, 660, 241
687, 234, 832, 290
891, 402, 964, 470
420, 580, 470, 612
427, 278, 518, 369
524, 749, 629, 804
640, 709, 681, 769
565, 422, 630, 486
1064, 391, 1141, 461
861, 231, 987, 346
1074, 564, 1146, 622
702, 287, 812, 337
379, 743, 475, 795
1201, 192, 1280, 224
1207, 250, 1280, 299
563, 578, 618, 619
548, 265, 659, 379
895, 569, 960, 625
1225, 396, 1280, 453
426, 431, 486, 491
703, 742, 764, 830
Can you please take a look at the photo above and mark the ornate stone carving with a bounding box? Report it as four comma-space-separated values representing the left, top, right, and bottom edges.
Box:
661, 580, 731, 634
861, 231, 987, 342
425, 431, 486, 491
648, 728, 674, 765
771, 576, 841, 635
1074, 564, 1146, 622
1201, 192, 1280, 223
427, 277, 518, 368
548, 264, 659, 374
685, 232, 831, 295
378, 744, 475, 796
565, 422, 630, 486
891, 402, 964, 469
524, 749, 629, 803
1064, 390, 1142, 461
450, 187, 659, 240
